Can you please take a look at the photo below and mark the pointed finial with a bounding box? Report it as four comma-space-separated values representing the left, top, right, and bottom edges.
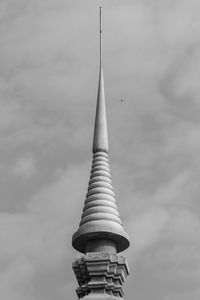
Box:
100, 6, 102, 66
92, 6, 108, 153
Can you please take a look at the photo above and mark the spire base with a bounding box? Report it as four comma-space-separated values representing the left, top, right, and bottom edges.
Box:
73, 252, 129, 299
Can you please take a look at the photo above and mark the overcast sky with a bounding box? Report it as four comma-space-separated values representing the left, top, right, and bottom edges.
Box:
0, 0, 200, 299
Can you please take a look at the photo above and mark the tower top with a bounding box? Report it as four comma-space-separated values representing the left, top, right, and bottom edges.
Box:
100, 6, 102, 66
72, 7, 129, 254
92, 6, 109, 153
72, 8, 130, 298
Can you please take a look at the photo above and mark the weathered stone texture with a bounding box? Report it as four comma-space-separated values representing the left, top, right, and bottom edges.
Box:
73, 252, 129, 299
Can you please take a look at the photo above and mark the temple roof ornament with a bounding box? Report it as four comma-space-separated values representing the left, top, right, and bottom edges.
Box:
72, 6, 130, 255
72, 7, 130, 299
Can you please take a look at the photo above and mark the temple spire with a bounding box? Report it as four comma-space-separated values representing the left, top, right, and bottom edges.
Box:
72, 4, 129, 255
92, 6, 108, 153
72, 8, 130, 299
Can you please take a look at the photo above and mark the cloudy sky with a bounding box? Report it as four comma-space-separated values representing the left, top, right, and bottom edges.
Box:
0, 0, 200, 299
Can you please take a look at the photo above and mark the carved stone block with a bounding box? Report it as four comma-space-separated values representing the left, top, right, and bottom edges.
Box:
73, 252, 129, 299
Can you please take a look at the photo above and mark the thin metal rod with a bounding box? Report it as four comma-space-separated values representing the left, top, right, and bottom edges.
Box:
100, 6, 102, 66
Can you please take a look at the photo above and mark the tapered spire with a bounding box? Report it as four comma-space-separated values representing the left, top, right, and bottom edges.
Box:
72, 8, 130, 299
93, 6, 108, 153
72, 7, 129, 254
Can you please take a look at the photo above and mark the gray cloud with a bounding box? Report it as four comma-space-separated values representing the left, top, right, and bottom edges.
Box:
0, 0, 200, 299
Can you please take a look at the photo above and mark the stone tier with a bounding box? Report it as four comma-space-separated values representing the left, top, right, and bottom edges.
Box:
72, 150, 130, 253
73, 252, 129, 299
